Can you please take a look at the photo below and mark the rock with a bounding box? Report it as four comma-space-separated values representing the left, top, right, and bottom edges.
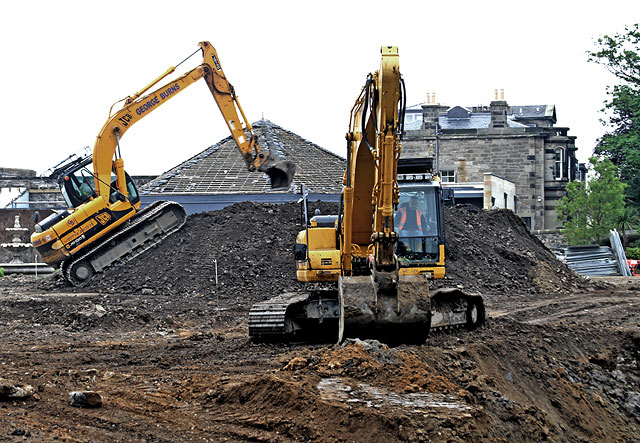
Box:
68, 391, 102, 408
10, 429, 30, 437
505, 372, 514, 383
0, 379, 34, 400
624, 391, 640, 417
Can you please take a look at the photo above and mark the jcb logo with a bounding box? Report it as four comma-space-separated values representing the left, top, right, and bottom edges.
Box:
118, 113, 133, 127
95, 213, 111, 225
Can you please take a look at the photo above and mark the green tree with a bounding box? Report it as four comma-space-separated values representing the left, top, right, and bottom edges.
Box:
588, 24, 640, 209
616, 205, 638, 247
557, 157, 626, 245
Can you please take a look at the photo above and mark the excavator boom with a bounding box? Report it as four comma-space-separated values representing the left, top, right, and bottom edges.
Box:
94, 41, 294, 198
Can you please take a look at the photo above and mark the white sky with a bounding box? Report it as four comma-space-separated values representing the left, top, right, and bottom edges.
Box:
1, 1, 637, 176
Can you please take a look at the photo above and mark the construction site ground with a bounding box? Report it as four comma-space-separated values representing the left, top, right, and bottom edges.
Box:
1, 203, 639, 442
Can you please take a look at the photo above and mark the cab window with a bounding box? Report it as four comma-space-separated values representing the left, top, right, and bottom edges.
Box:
395, 188, 440, 262
62, 168, 96, 208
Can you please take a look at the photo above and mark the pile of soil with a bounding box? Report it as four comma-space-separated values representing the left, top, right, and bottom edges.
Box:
43, 202, 586, 298
42, 201, 337, 302
433, 205, 590, 295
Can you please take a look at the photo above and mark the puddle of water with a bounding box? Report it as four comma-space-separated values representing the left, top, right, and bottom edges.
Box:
317, 377, 471, 414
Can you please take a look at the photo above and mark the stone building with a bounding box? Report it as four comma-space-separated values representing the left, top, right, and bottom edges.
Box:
402, 95, 583, 231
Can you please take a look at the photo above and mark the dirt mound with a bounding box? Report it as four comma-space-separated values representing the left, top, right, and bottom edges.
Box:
433, 205, 589, 295
283, 339, 458, 394
277, 321, 640, 441
41, 201, 336, 302
40, 202, 586, 299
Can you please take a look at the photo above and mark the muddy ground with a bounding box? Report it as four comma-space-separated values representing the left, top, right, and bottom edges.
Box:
0, 203, 639, 442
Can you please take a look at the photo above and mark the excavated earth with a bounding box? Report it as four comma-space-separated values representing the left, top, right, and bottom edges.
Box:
1, 202, 639, 442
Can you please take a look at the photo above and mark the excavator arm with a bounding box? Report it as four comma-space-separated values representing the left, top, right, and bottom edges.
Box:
343, 46, 403, 284
93, 41, 294, 199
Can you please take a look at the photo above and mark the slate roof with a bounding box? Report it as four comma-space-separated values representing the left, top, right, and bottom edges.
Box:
141, 119, 345, 195
403, 108, 528, 131
404, 104, 555, 131
440, 113, 528, 130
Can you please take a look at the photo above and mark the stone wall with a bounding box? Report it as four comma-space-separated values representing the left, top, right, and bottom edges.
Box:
403, 129, 548, 230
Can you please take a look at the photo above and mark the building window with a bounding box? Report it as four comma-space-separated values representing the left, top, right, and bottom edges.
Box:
521, 216, 531, 230
554, 148, 564, 180
405, 113, 421, 122
440, 170, 455, 183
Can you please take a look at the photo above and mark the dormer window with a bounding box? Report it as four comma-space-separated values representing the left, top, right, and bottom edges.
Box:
447, 106, 471, 119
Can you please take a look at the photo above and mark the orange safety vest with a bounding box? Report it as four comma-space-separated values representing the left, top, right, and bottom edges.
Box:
397, 207, 423, 230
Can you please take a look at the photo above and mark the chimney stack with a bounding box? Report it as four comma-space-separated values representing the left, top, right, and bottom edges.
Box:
421, 91, 446, 133
490, 88, 508, 129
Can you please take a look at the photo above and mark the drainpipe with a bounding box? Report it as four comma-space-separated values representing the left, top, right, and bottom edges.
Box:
435, 124, 439, 174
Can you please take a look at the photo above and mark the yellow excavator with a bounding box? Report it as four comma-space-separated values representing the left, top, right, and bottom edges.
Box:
31, 41, 295, 286
249, 47, 484, 343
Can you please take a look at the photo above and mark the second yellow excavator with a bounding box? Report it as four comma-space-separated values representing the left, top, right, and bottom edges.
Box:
249, 47, 484, 343
31, 42, 295, 286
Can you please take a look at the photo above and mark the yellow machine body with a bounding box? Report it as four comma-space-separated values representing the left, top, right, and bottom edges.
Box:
32, 42, 294, 285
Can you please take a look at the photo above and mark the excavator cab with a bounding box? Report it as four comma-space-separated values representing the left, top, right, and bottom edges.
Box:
395, 184, 444, 264
60, 161, 140, 209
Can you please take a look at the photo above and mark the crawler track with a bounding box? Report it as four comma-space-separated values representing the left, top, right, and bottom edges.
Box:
248, 286, 485, 344
62, 201, 186, 286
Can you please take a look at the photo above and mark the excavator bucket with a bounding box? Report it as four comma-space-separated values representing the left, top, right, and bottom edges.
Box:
260, 157, 296, 189
338, 275, 432, 344
337, 275, 486, 344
